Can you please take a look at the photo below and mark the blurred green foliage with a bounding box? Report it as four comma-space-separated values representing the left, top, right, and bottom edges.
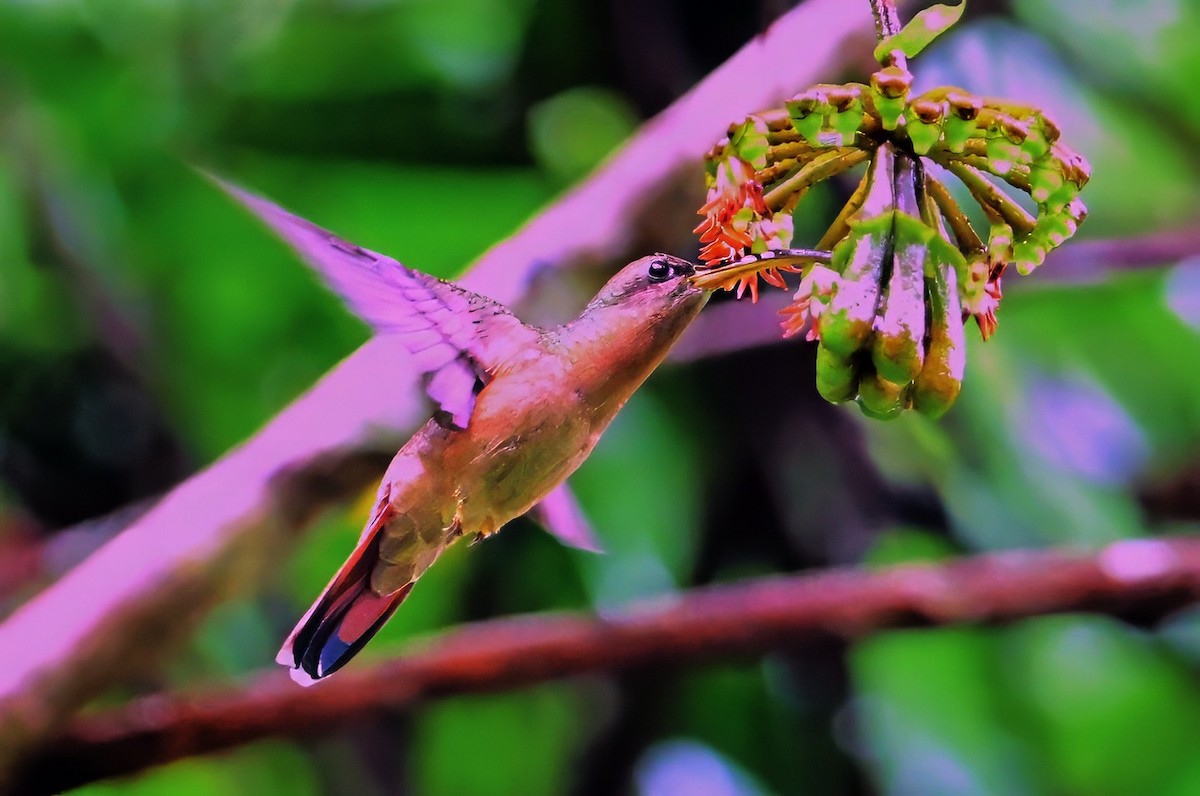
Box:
2, 0, 1199, 794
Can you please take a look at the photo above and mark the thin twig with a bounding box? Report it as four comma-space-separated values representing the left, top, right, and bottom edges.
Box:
869, 0, 907, 68
925, 172, 984, 252
1039, 225, 1200, 280
942, 159, 1037, 236
764, 149, 870, 210
13, 537, 1200, 794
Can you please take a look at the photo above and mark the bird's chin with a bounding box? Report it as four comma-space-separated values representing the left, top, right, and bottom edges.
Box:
675, 278, 712, 305
666, 282, 711, 325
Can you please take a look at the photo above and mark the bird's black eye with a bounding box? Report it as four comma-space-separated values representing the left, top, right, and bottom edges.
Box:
647, 260, 671, 282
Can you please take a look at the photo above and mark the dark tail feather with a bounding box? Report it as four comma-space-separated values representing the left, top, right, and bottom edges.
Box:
278, 533, 414, 685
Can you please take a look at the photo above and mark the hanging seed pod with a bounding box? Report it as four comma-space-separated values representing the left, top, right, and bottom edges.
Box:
913, 256, 966, 417
820, 223, 889, 357
815, 345, 859, 403
819, 146, 896, 358
871, 155, 929, 384
857, 361, 908, 419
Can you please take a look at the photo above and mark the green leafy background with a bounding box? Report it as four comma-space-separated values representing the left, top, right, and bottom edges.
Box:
1, 1, 1198, 793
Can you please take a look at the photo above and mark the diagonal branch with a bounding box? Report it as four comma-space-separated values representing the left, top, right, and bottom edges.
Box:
0, 0, 871, 776
13, 536, 1200, 794
1037, 224, 1200, 280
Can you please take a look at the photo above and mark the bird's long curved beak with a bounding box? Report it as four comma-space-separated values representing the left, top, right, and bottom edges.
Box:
689, 248, 834, 291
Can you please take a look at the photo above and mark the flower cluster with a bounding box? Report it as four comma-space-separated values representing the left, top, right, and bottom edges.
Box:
693, 63, 1090, 418
694, 126, 797, 301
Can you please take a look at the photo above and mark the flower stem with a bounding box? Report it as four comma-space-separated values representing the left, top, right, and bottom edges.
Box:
925, 173, 984, 252
943, 160, 1037, 236
764, 148, 870, 211
869, 0, 907, 68
765, 140, 817, 163
816, 166, 872, 250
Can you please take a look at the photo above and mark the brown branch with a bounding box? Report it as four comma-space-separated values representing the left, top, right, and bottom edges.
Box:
870, 0, 904, 41
1038, 224, 1200, 280
0, 0, 872, 778
869, 0, 907, 68
13, 536, 1200, 794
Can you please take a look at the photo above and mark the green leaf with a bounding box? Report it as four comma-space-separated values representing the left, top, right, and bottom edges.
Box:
874, 2, 967, 62
413, 684, 583, 796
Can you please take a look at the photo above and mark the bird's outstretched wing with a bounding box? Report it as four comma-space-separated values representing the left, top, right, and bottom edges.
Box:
208, 174, 539, 429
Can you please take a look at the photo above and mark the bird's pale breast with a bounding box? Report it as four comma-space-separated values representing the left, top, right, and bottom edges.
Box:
370, 344, 593, 593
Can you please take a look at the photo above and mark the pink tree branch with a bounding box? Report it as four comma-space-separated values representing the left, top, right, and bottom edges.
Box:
13, 537, 1200, 794
1037, 224, 1200, 281
0, 0, 870, 777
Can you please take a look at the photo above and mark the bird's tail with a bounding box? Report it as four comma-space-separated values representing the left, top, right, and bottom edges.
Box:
277, 530, 414, 686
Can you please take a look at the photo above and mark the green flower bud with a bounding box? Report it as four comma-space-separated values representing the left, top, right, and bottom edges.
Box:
942, 90, 982, 152
816, 344, 859, 403
1013, 239, 1046, 275
870, 66, 913, 131
729, 119, 770, 170
1030, 211, 1075, 249
904, 98, 948, 155
785, 89, 829, 149
984, 115, 1027, 175
1018, 111, 1057, 161
1044, 180, 1079, 213
958, 253, 990, 307
1029, 160, 1065, 205
987, 220, 1014, 263
827, 84, 866, 147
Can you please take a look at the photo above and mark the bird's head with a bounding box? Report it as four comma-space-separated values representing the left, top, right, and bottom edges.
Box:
582, 254, 710, 328
552, 254, 711, 416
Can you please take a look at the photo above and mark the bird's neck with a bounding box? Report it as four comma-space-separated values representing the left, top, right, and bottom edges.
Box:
555, 299, 697, 418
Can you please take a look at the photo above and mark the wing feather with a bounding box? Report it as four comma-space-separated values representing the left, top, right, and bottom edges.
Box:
208, 173, 539, 428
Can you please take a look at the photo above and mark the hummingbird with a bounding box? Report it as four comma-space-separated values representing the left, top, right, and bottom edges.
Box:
214, 180, 713, 684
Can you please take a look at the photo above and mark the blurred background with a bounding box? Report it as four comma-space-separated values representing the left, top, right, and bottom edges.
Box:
2, 0, 1200, 794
